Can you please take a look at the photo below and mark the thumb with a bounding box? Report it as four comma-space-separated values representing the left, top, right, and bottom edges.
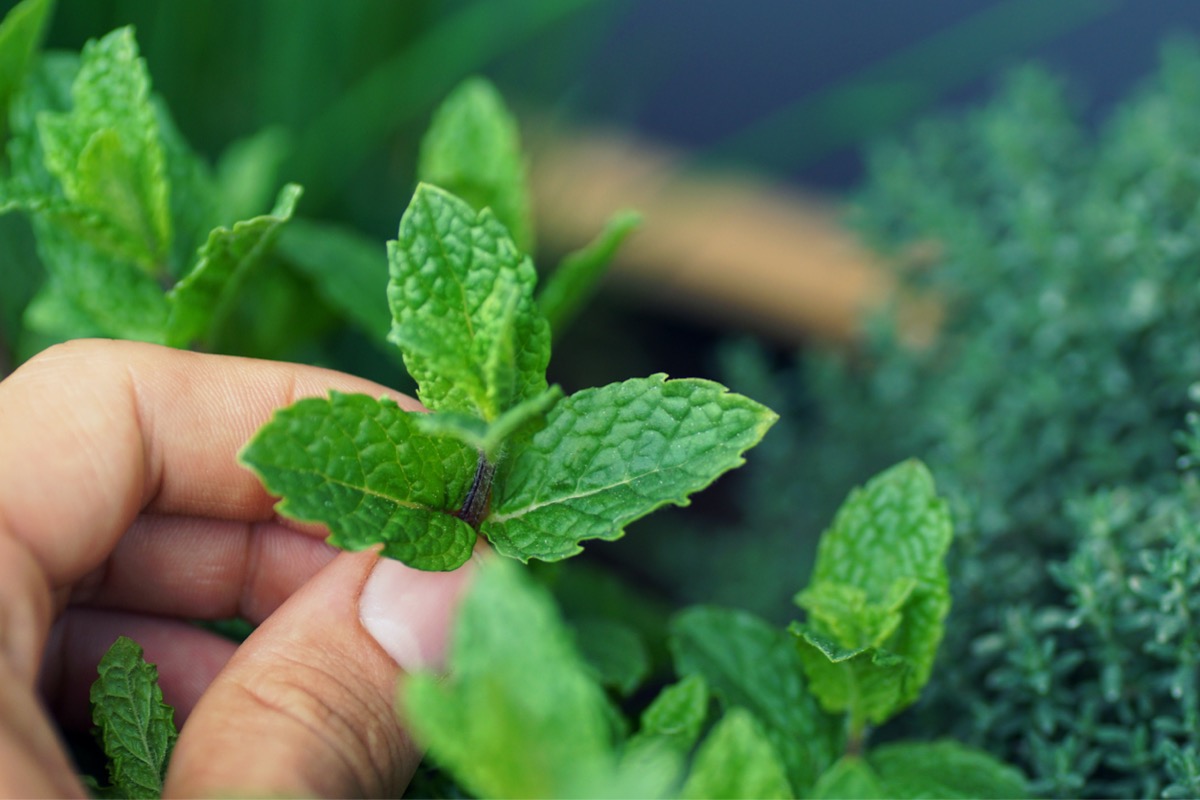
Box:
164, 547, 477, 798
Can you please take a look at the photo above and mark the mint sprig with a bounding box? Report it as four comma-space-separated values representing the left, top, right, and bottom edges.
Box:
241, 183, 776, 570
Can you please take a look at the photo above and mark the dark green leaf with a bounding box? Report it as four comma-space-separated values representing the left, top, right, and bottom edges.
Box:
89, 636, 177, 799
0, 0, 53, 147
572, 616, 651, 697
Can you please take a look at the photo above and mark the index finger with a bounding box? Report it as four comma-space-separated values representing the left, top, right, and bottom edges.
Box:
0, 338, 420, 592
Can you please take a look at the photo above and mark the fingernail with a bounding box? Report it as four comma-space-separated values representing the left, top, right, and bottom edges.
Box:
358, 554, 475, 673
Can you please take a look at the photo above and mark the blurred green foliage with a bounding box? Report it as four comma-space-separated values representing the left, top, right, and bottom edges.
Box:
714, 41, 1200, 797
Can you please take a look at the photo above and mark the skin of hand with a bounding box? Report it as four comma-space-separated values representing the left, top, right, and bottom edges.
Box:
0, 338, 479, 798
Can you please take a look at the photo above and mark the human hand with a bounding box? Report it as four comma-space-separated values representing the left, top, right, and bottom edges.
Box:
0, 339, 478, 797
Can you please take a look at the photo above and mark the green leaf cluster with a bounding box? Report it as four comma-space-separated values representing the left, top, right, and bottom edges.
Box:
707, 39, 1200, 798
405, 462, 1026, 799
241, 82, 777, 571
87, 636, 178, 799
0, 17, 299, 351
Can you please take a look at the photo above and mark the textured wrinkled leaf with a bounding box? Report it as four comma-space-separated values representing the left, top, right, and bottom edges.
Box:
680, 708, 793, 800
239, 391, 479, 571
166, 183, 301, 347
417, 76, 533, 253
278, 217, 391, 343
403, 559, 620, 798
627, 673, 709, 756
868, 741, 1029, 799
484, 375, 777, 561
670, 606, 842, 793
573, 616, 650, 697
89, 636, 177, 799
538, 209, 641, 336
790, 625, 912, 726
795, 460, 952, 723
37, 27, 171, 270
387, 183, 549, 419
0, 0, 53, 146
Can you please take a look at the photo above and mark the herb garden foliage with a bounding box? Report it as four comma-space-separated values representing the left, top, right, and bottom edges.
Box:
405, 462, 1027, 799
718, 42, 1200, 798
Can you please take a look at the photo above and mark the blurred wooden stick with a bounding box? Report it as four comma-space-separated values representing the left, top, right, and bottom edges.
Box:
529, 128, 904, 344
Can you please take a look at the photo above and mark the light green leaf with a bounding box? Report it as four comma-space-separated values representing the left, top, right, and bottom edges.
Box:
795, 460, 952, 724
867, 741, 1029, 799
403, 559, 620, 799
4, 50, 74, 198
811, 742, 1028, 800
166, 182, 301, 347
416, 385, 563, 460
89, 636, 177, 799
538, 209, 641, 337
37, 27, 171, 271
484, 374, 777, 562
417, 76, 533, 253
790, 625, 912, 727
681, 707, 793, 800
238, 391, 479, 571
387, 183, 549, 420
810, 757, 887, 800
22, 275, 100, 342
0, 0, 54, 146
670, 606, 842, 793
278, 218, 391, 343
215, 126, 291, 224
572, 616, 651, 697
155, 99, 220, 275
627, 673, 709, 756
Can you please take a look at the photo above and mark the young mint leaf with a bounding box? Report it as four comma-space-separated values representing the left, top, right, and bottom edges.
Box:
165, 182, 301, 348
155, 99, 220, 276
387, 183, 549, 420
89, 636, 177, 799
627, 673, 710, 756
811, 742, 1029, 799
670, 606, 843, 793
484, 374, 777, 561
680, 707, 793, 800
238, 391, 479, 571
403, 559, 622, 798
215, 126, 291, 224
36, 27, 171, 272
415, 385, 563, 460
793, 459, 952, 727
277, 218, 391, 343
537, 209, 641, 337
417, 76, 533, 253
0, 0, 53, 147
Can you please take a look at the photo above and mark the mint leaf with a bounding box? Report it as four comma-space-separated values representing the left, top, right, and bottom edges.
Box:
485, 374, 777, 561
868, 741, 1029, 799
403, 559, 621, 798
417, 76, 533, 253
573, 616, 651, 697
89, 636, 177, 799
538, 209, 641, 337
165, 182, 301, 347
627, 674, 709, 756
0, 0, 53, 147
680, 707, 793, 800
238, 391, 479, 571
278, 218, 391, 343
810, 757, 887, 800
793, 460, 952, 726
670, 606, 842, 793
812, 742, 1029, 799
215, 126, 290, 223
416, 385, 563, 461
37, 27, 171, 272
387, 183, 549, 420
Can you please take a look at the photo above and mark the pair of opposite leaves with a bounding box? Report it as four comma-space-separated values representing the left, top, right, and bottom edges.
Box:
241, 184, 777, 571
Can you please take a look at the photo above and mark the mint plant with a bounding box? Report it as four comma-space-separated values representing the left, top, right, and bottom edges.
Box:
239, 181, 776, 570
85, 637, 178, 799
404, 461, 1029, 799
